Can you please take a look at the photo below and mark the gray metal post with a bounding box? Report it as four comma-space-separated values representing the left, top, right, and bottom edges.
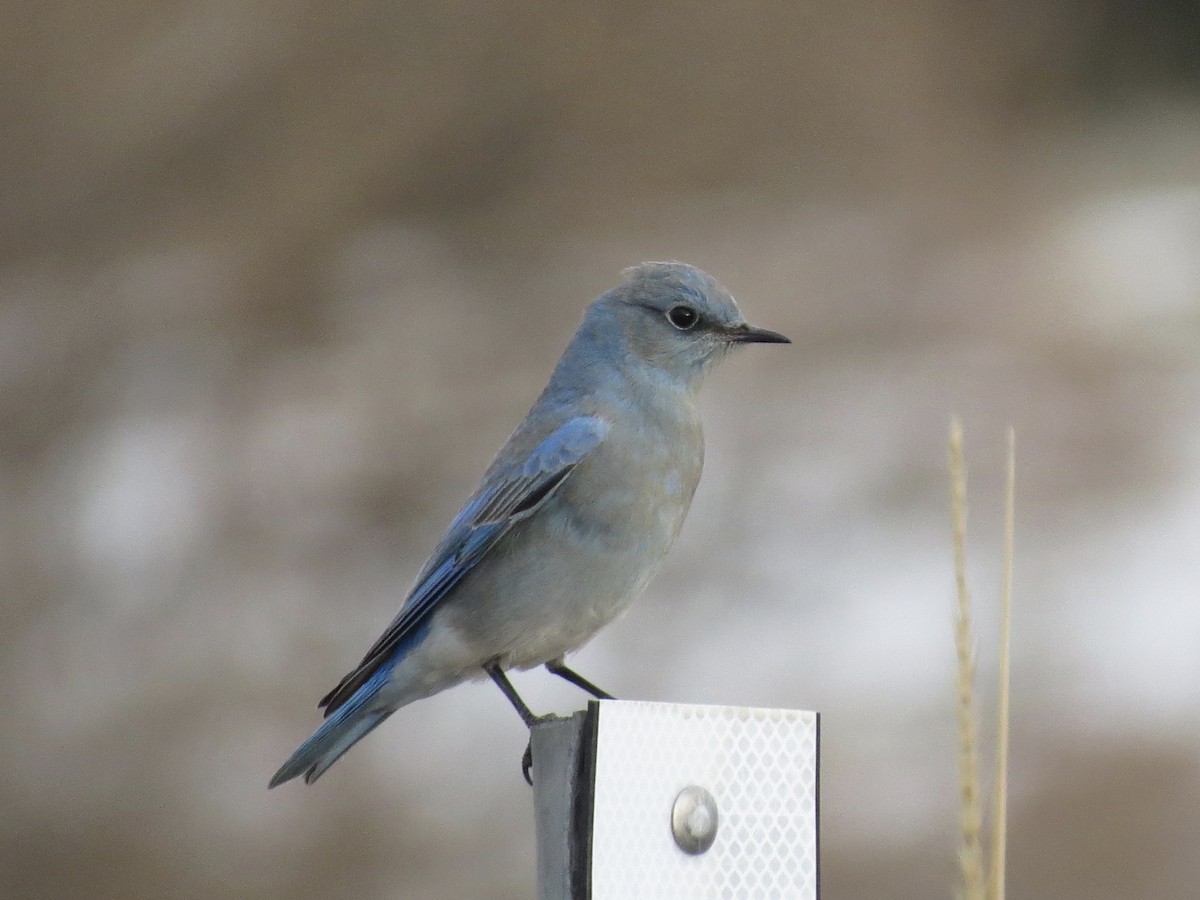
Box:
531, 708, 596, 900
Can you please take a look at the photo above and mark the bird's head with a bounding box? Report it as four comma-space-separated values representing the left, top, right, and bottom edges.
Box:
597, 262, 789, 385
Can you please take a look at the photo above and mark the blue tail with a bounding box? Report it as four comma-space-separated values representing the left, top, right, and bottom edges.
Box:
269, 674, 393, 787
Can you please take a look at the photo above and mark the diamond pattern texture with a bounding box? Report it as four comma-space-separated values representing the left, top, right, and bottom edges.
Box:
590, 701, 819, 899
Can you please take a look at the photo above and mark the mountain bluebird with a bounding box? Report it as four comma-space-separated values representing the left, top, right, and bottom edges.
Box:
269, 261, 788, 787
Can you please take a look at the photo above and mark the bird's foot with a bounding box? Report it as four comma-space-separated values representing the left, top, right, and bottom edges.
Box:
522, 740, 535, 785
521, 713, 563, 786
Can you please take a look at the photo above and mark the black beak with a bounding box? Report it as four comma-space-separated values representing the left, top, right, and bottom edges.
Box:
726, 322, 791, 345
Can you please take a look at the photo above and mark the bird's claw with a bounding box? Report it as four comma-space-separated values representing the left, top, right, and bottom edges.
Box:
521, 713, 562, 785
522, 740, 534, 785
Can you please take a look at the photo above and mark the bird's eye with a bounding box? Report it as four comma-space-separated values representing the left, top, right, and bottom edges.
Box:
666, 304, 699, 330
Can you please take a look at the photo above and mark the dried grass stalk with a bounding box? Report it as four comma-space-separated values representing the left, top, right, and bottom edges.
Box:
987, 429, 1015, 900
949, 419, 985, 900
948, 421, 1014, 900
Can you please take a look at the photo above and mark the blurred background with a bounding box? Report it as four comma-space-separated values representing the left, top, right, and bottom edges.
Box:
3, 2, 1199, 898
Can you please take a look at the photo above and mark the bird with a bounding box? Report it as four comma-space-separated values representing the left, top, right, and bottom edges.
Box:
269, 261, 789, 788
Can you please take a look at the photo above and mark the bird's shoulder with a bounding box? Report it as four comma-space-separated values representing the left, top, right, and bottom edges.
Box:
450, 410, 610, 523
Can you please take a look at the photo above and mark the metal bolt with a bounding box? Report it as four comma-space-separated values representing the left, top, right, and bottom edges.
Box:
671, 785, 719, 854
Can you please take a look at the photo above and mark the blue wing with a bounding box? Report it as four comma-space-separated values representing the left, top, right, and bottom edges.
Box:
316, 415, 610, 716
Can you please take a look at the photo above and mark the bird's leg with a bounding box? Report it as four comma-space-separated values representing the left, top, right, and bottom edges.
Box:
483, 658, 548, 785
484, 658, 543, 727
545, 657, 616, 700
